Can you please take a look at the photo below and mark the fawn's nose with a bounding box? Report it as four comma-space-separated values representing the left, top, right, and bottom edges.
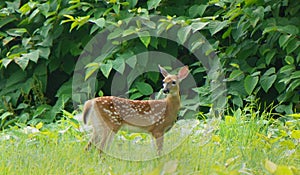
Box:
163, 89, 170, 94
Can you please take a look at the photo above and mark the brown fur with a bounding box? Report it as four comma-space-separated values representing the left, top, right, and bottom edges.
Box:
83, 65, 189, 155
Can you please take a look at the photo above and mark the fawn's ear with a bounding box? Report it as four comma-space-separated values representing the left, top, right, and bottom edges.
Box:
158, 65, 169, 78
177, 66, 189, 81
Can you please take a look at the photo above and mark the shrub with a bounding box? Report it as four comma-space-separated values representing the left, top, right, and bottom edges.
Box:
0, 0, 299, 129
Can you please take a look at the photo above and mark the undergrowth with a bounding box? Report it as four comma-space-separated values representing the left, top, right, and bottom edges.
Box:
0, 107, 299, 175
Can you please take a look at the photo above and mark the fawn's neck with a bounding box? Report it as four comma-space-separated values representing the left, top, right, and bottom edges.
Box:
166, 91, 181, 115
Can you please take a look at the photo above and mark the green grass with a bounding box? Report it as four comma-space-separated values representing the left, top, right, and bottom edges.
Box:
0, 109, 299, 175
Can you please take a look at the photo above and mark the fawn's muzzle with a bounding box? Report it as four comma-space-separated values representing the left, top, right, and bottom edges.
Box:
163, 89, 170, 94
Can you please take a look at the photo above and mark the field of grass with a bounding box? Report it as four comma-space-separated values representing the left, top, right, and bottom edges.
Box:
0, 108, 299, 175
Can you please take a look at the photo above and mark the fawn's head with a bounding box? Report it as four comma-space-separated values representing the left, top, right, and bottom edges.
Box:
158, 65, 189, 96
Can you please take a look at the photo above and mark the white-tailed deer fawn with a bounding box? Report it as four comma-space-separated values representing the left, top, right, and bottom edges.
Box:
83, 65, 189, 155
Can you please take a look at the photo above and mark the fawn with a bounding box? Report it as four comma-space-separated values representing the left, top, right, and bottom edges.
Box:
83, 65, 189, 155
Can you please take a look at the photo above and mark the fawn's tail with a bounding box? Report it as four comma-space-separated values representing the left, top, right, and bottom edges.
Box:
83, 100, 93, 124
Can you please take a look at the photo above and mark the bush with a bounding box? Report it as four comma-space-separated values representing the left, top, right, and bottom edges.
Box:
0, 0, 299, 129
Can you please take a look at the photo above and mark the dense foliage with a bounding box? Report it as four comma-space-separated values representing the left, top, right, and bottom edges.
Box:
0, 0, 300, 128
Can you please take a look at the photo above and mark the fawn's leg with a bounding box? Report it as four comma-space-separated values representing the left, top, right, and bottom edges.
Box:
99, 129, 115, 152
85, 124, 103, 151
152, 131, 164, 155
85, 111, 105, 152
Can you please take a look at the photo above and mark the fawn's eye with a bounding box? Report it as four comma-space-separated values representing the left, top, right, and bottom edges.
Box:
172, 81, 176, 85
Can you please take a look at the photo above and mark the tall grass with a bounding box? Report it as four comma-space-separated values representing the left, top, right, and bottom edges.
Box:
0, 107, 299, 175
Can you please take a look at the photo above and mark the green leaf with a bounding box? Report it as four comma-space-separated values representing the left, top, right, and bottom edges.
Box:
0, 112, 13, 120
222, 27, 232, 39
19, 3, 31, 15
122, 26, 137, 37
5, 70, 26, 88
277, 25, 299, 35
265, 50, 276, 65
291, 130, 300, 139
61, 18, 73, 24
286, 39, 300, 54
189, 5, 208, 17
18, 113, 29, 123
262, 26, 277, 35
0, 16, 17, 28
286, 79, 300, 92
63, 14, 75, 21
3, 36, 15, 46
280, 65, 295, 74
127, 0, 138, 8
6, 28, 27, 37
29, 8, 39, 21
113, 58, 125, 74
245, 0, 261, 6
98, 90, 104, 97
291, 71, 300, 79
14, 56, 29, 70
90, 25, 98, 34
147, 0, 162, 10
126, 55, 137, 68
76, 15, 90, 28
22, 50, 39, 63
279, 34, 292, 49
260, 74, 276, 92
23, 78, 34, 94
17, 103, 29, 110
138, 31, 151, 48
38, 3, 50, 17
136, 82, 153, 95
38, 47, 50, 59
227, 70, 244, 81
0, 112, 14, 128
39, 25, 53, 38
22, 37, 31, 47
288, 113, 300, 119
285, 56, 294, 64
232, 96, 243, 107
264, 67, 276, 76
140, 19, 156, 29
209, 21, 229, 35
264, 25, 299, 35
150, 37, 158, 48
85, 62, 100, 80
89, 18, 105, 28
191, 22, 209, 32
108, 28, 123, 40
2, 58, 13, 68
177, 26, 191, 44
35, 122, 43, 130
251, 71, 261, 77
189, 5, 199, 18
130, 92, 143, 100
297, 53, 300, 63
113, 4, 120, 14
100, 61, 113, 78
56, 80, 72, 97
250, 6, 264, 26
70, 22, 78, 32
147, 72, 159, 83
244, 75, 258, 95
